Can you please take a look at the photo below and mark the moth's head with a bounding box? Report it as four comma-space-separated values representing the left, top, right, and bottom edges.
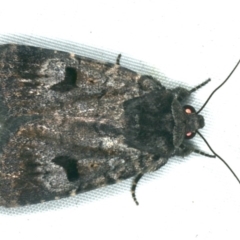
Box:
174, 60, 240, 190
183, 105, 204, 139
172, 99, 205, 146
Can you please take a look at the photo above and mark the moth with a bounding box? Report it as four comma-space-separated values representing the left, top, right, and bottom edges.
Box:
0, 44, 239, 207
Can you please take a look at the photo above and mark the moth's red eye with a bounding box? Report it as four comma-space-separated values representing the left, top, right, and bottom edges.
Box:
183, 105, 196, 139
183, 105, 196, 114
185, 131, 196, 139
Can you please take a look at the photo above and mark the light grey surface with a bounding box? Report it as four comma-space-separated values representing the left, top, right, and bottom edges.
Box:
0, 1, 240, 239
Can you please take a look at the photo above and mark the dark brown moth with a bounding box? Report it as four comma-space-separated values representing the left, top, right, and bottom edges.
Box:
0, 44, 239, 207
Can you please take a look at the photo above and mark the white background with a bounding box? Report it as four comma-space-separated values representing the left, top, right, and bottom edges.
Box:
0, 1, 240, 239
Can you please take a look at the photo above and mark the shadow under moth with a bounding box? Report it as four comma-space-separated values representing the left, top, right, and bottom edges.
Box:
0, 44, 239, 207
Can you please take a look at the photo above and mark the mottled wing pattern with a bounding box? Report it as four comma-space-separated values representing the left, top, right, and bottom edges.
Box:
0, 45, 171, 206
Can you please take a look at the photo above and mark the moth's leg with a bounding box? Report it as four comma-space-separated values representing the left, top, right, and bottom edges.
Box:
172, 78, 211, 101
131, 173, 144, 205
176, 144, 215, 158
193, 149, 215, 158
115, 54, 163, 90
116, 54, 121, 65
131, 156, 168, 205
189, 78, 211, 93
171, 87, 191, 101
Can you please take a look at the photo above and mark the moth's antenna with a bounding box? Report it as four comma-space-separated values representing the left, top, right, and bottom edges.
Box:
197, 59, 240, 114
197, 130, 240, 184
